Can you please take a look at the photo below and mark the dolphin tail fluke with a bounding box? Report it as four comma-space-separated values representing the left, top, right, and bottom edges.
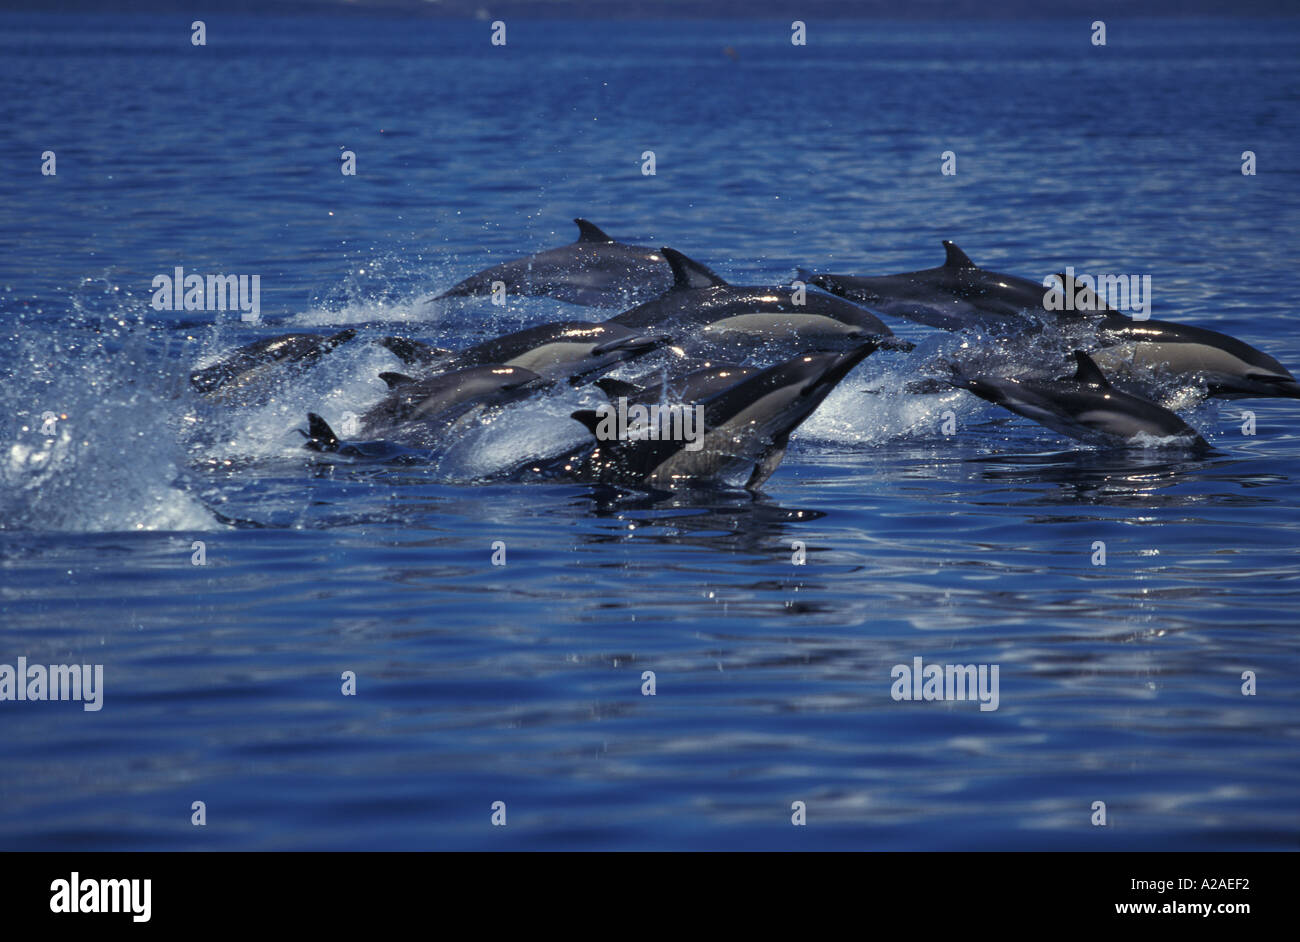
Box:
746, 431, 790, 491
301, 413, 341, 452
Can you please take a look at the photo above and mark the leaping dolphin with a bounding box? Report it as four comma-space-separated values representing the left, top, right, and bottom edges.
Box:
517, 342, 882, 490
414, 320, 666, 384
608, 248, 904, 354
189, 329, 358, 399
303, 363, 546, 454
431, 219, 674, 307
950, 350, 1209, 450
1052, 274, 1300, 400
808, 242, 1047, 332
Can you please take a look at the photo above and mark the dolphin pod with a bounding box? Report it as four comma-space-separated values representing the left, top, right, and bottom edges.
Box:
181, 219, 1299, 486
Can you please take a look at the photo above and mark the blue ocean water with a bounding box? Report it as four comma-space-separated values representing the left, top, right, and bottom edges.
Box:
0, 12, 1298, 850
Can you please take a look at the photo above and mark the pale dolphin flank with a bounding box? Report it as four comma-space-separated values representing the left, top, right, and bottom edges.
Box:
189, 329, 357, 397
608, 248, 905, 353
951, 350, 1209, 449
432, 219, 673, 307
302, 363, 545, 454
1051, 273, 1300, 400
420, 320, 666, 384
808, 241, 1048, 332
518, 342, 881, 490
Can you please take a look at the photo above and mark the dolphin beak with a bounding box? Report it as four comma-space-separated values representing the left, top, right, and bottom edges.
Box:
1260, 376, 1300, 399
1209, 374, 1300, 400
799, 341, 881, 396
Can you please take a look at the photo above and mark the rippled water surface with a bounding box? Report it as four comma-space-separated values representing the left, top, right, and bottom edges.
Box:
1, 13, 1298, 850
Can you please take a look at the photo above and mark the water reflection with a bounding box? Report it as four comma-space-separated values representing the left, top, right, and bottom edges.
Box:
965, 450, 1281, 508
576, 485, 829, 560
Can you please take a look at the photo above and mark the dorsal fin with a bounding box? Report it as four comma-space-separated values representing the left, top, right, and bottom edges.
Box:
662, 247, 729, 290
570, 409, 604, 438
574, 218, 614, 243
595, 377, 640, 400
942, 241, 977, 269
1055, 272, 1117, 314
1072, 350, 1112, 388
379, 371, 417, 389
303, 413, 340, 452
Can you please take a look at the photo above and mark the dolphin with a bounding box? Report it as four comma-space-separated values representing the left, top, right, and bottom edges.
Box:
1051, 274, 1300, 400
951, 350, 1208, 449
189, 329, 358, 398
303, 363, 546, 454
423, 320, 666, 384
607, 248, 905, 354
517, 342, 881, 490
431, 218, 673, 307
808, 242, 1050, 332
